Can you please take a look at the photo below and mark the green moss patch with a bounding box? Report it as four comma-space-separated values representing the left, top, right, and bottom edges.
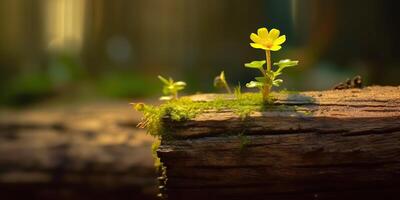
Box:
135, 91, 315, 139
136, 92, 268, 138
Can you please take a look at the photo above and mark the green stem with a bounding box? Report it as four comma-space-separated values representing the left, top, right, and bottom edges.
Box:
262, 85, 270, 102
262, 50, 272, 101
223, 81, 232, 94
266, 50, 271, 72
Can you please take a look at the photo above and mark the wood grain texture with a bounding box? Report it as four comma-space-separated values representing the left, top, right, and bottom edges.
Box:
157, 86, 400, 200
0, 102, 157, 199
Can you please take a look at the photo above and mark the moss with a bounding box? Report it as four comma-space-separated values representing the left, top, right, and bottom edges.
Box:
135, 91, 313, 139
152, 139, 167, 197
151, 139, 162, 171
137, 92, 266, 138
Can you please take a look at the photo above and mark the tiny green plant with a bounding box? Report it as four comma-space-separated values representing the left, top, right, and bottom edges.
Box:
158, 75, 186, 101
213, 71, 232, 93
234, 83, 242, 98
132, 26, 303, 172
133, 27, 301, 135
245, 27, 299, 101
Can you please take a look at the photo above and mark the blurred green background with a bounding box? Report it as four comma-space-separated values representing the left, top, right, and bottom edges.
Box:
1, 0, 399, 106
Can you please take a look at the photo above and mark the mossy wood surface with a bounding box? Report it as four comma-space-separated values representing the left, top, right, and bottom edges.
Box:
157, 86, 400, 200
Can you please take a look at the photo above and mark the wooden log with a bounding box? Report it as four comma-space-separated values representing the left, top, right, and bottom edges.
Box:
0, 102, 157, 199
157, 86, 400, 200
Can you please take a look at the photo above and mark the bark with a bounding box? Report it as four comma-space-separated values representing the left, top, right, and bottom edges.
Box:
157, 86, 400, 200
0, 102, 157, 199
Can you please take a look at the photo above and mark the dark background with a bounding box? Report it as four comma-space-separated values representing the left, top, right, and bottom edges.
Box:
1, 0, 399, 105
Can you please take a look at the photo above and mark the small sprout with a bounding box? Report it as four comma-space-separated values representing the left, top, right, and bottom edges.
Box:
234, 84, 242, 98
213, 71, 232, 93
245, 27, 299, 101
158, 75, 186, 100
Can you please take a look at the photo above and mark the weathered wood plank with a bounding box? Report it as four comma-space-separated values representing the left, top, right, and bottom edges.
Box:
167, 86, 400, 138
157, 86, 400, 200
159, 132, 400, 167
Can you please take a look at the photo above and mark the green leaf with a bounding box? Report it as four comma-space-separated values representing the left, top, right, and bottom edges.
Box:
244, 60, 266, 69
214, 77, 224, 88
246, 81, 263, 88
162, 86, 171, 95
173, 81, 186, 87
159, 96, 173, 101
273, 59, 299, 75
167, 85, 175, 90
255, 76, 267, 83
272, 79, 283, 87
274, 71, 282, 77
174, 81, 186, 91
214, 71, 225, 88
158, 75, 170, 85
273, 59, 299, 68
174, 86, 185, 91
219, 71, 226, 81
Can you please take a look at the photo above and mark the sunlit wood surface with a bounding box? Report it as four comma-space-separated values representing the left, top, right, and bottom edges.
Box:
159, 86, 400, 200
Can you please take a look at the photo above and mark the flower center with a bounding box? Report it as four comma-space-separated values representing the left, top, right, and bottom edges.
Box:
262, 39, 273, 48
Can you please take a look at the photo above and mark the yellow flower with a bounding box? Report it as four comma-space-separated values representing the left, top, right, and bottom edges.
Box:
250, 27, 286, 51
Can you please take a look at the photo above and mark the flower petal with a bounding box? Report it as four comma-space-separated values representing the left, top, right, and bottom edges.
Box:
250, 33, 261, 43
250, 43, 267, 50
268, 29, 280, 40
274, 35, 286, 45
257, 27, 268, 38
270, 45, 282, 51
